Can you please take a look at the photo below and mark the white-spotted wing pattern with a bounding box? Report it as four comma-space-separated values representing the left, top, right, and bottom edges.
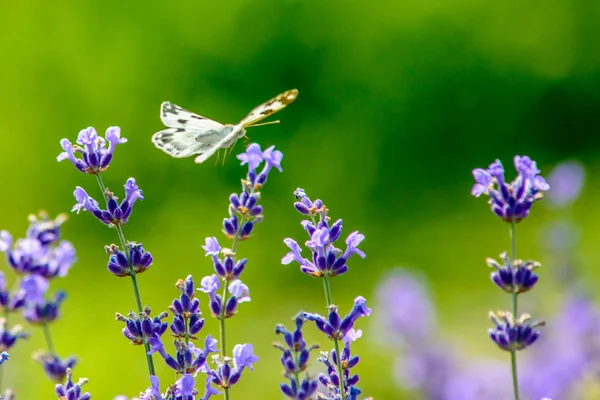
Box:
152, 89, 298, 164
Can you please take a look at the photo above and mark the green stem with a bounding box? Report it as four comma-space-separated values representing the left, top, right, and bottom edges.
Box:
0, 310, 7, 391
322, 276, 346, 400
509, 221, 520, 400
42, 322, 55, 355
95, 174, 156, 376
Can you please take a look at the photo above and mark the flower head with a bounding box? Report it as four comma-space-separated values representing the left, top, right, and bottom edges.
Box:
116, 307, 168, 346
57, 126, 127, 174
54, 368, 91, 400
22, 290, 66, 325
106, 243, 153, 277
487, 252, 540, 294
33, 352, 77, 382
471, 156, 550, 222
489, 311, 544, 351
72, 178, 143, 226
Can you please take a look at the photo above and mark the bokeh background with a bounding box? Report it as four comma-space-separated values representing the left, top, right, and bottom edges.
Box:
1, 1, 600, 399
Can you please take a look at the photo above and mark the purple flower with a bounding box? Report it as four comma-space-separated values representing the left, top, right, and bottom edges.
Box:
373, 268, 436, 344
26, 212, 66, 247
443, 359, 513, 400
487, 252, 540, 294
283, 189, 365, 278
19, 274, 48, 304
72, 178, 143, 226
0, 352, 8, 366
202, 237, 221, 258
175, 374, 197, 398
275, 314, 320, 399
237, 143, 264, 172
0, 272, 26, 312
149, 334, 216, 375
489, 311, 544, 351
201, 375, 222, 400
198, 274, 223, 317
106, 243, 153, 277
232, 343, 259, 372
116, 307, 168, 346
33, 352, 77, 382
22, 290, 66, 324
546, 161, 585, 207
140, 375, 163, 400
54, 368, 91, 400
303, 297, 371, 341
471, 156, 550, 222
317, 329, 363, 400
169, 276, 205, 339
57, 126, 127, 174
0, 318, 29, 351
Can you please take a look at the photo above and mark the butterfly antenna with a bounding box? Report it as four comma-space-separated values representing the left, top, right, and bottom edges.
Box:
248, 120, 280, 128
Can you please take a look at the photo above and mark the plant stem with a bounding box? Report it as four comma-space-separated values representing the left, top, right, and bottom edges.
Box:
95, 174, 155, 376
509, 221, 520, 400
322, 275, 346, 400
42, 322, 55, 355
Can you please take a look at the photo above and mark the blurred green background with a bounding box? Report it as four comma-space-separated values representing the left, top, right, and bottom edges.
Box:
1, 0, 600, 398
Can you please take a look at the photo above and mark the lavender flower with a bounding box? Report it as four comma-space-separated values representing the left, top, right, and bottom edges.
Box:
303, 297, 371, 341
487, 252, 540, 294
22, 290, 66, 324
317, 329, 364, 400
116, 307, 168, 346
33, 352, 77, 382
0, 213, 76, 278
54, 368, 91, 400
72, 178, 143, 227
106, 243, 153, 277
489, 311, 544, 351
471, 156, 550, 222
0, 318, 29, 351
57, 126, 127, 174
282, 189, 366, 278
148, 335, 216, 374
169, 276, 205, 340
274, 314, 320, 400
202, 238, 246, 282
205, 344, 259, 390
0, 272, 26, 312
545, 161, 585, 207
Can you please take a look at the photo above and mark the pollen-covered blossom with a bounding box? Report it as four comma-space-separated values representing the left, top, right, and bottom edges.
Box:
116, 307, 168, 346
54, 368, 91, 400
274, 314, 320, 399
106, 243, 153, 277
72, 178, 143, 227
487, 252, 540, 294
57, 126, 127, 174
282, 189, 366, 278
471, 155, 550, 222
317, 329, 364, 400
489, 311, 544, 351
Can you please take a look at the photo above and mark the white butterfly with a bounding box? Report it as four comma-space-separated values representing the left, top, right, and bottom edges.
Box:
152, 89, 298, 164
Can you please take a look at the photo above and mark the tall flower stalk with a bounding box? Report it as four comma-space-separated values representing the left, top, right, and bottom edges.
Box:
196, 143, 281, 399
57, 126, 155, 375
472, 155, 550, 399
282, 189, 368, 400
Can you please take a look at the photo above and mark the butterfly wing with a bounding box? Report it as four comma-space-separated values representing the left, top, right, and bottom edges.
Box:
193, 126, 241, 164
152, 102, 226, 159
238, 89, 298, 128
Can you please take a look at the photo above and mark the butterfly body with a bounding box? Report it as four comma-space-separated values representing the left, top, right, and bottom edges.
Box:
152, 89, 298, 164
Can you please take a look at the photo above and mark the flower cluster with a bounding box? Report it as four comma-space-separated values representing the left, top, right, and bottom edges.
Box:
471, 155, 548, 398
279, 189, 370, 399
54, 368, 91, 400
282, 189, 365, 277
274, 314, 320, 399
471, 155, 550, 222
57, 126, 127, 174
0, 212, 78, 385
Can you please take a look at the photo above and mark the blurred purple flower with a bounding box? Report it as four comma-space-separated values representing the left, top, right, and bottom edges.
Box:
546, 161, 585, 207
33, 352, 77, 382
54, 368, 91, 400
373, 268, 436, 344
443, 359, 513, 400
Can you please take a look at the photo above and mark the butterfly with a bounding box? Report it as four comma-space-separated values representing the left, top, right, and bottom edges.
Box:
152, 89, 298, 164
